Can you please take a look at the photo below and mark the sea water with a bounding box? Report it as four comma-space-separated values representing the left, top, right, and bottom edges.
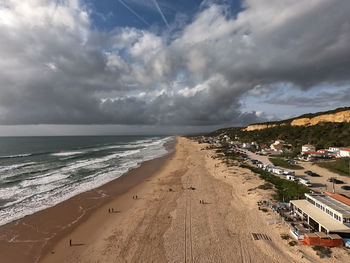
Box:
0, 136, 174, 226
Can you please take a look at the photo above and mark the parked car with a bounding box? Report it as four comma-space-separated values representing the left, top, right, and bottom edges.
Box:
341, 185, 350, 190
310, 172, 321, 177
327, 178, 344, 184
305, 170, 313, 175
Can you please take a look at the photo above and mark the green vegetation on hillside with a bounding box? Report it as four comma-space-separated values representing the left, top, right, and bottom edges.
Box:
269, 157, 303, 170
210, 122, 350, 150
317, 158, 350, 177
240, 164, 310, 201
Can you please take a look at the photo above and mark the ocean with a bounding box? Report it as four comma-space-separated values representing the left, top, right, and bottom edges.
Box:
0, 136, 174, 226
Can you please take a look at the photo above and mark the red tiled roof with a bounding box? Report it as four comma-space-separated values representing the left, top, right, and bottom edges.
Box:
271, 144, 282, 147
325, 192, 350, 207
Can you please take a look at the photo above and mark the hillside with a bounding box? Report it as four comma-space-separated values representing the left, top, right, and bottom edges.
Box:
211, 122, 350, 150
245, 107, 350, 131
209, 107, 350, 150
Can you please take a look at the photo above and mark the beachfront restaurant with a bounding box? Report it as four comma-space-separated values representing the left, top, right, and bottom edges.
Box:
290, 193, 350, 238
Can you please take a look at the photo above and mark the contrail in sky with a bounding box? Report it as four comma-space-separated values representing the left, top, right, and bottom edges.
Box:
152, 0, 169, 28
118, 0, 150, 26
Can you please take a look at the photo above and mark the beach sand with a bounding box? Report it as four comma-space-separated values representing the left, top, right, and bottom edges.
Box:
0, 143, 174, 263
2, 137, 350, 262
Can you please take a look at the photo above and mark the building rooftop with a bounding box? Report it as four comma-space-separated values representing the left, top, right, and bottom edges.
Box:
306, 193, 350, 217
291, 200, 350, 233
325, 192, 350, 207
341, 148, 350, 151
303, 151, 323, 155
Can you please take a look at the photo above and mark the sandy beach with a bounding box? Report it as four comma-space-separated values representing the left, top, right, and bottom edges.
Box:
2, 137, 350, 262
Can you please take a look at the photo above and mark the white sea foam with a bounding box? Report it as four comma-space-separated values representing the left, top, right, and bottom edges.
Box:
0, 162, 37, 173
0, 136, 174, 226
0, 153, 32, 159
51, 151, 83, 157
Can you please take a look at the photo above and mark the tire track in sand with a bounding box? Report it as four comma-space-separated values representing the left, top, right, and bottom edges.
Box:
184, 171, 194, 263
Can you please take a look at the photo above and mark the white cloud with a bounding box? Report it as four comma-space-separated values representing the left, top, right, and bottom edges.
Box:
0, 0, 349, 128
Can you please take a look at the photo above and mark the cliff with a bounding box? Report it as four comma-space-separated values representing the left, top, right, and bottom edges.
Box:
244, 123, 286, 131
245, 109, 350, 131
291, 110, 350, 126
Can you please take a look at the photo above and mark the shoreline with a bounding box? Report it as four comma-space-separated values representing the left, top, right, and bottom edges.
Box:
0, 138, 176, 263
2, 137, 349, 262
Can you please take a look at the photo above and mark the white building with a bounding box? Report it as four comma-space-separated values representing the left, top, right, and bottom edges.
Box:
290, 193, 350, 237
302, 144, 316, 153
242, 143, 251, 149
329, 147, 341, 154
340, 148, 350, 157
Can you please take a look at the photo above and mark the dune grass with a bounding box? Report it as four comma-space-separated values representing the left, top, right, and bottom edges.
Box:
240, 164, 310, 202
317, 157, 350, 177
269, 157, 304, 170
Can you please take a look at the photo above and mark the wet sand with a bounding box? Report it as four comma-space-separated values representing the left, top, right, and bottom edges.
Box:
0, 141, 175, 263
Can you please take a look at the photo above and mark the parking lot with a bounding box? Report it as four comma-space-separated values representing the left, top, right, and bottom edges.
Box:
241, 149, 350, 196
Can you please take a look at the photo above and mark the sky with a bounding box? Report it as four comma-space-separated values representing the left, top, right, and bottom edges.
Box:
0, 0, 350, 136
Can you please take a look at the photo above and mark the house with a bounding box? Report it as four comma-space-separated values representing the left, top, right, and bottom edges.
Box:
261, 148, 275, 155
302, 144, 316, 153
328, 147, 341, 157
340, 148, 350, 157
242, 143, 251, 149
274, 139, 285, 145
328, 147, 341, 154
301, 151, 326, 161
270, 143, 283, 150
270, 139, 286, 150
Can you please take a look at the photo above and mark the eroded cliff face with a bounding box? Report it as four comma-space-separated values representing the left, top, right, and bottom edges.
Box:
244, 124, 278, 131
291, 110, 350, 126
244, 110, 350, 131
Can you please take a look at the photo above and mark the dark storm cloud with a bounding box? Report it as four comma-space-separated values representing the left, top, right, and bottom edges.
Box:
0, 0, 350, 127
263, 87, 350, 108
